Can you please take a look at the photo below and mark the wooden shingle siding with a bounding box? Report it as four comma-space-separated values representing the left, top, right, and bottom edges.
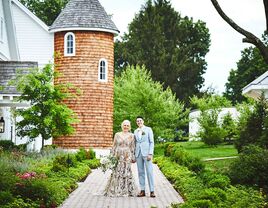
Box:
53, 31, 114, 149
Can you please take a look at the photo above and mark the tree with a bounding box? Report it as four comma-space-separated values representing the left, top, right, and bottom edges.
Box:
115, 0, 210, 104
190, 95, 232, 145
224, 45, 267, 104
19, 0, 69, 26
211, 0, 268, 64
235, 94, 267, 152
10, 64, 78, 149
114, 65, 189, 141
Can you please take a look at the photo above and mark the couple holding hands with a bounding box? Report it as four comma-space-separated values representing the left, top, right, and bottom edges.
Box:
104, 116, 155, 198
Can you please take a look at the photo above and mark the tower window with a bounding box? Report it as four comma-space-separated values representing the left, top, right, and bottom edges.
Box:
98, 59, 108, 82
64, 32, 75, 56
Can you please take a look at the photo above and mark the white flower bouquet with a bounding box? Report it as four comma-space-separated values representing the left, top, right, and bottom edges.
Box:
100, 154, 118, 172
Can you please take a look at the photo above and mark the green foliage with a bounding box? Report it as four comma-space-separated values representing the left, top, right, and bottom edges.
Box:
10, 63, 78, 148
0, 140, 15, 150
155, 155, 266, 208
2, 197, 39, 208
224, 41, 268, 104
0, 191, 14, 205
51, 154, 77, 172
164, 143, 205, 173
229, 145, 268, 191
115, 0, 210, 104
190, 95, 232, 145
76, 148, 96, 162
221, 113, 237, 143
19, 0, 69, 26
84, 158, 100, 169
114, 65, 189, 141
201, 172, 230, 189
235, 95, 268, 152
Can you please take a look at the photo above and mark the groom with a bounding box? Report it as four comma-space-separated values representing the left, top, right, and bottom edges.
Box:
134, 116, 155, 198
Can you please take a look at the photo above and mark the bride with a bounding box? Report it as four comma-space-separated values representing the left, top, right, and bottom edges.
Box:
104, 120, 137, 197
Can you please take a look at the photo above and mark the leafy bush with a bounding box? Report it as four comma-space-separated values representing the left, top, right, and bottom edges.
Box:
2, 197, 39, 208
76, 147, 96, 162
0, 140, 15, 150
84, 158, 100, 169
0, 191, 14, 205
201, 172, 230, 189
229, 145, 268, 191
190, 95, 232, 146
14, 177, 64, 207
51, 154, 77, 172
166, 144, 205, 173
235, 95, 267, 152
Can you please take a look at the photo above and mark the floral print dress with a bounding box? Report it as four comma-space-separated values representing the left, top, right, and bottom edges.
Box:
104, 132, 137, 197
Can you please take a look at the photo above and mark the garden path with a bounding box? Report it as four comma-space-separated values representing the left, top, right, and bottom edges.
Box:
59, 164, 184, 208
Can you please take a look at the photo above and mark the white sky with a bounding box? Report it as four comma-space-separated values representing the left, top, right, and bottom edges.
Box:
99, 0, 266, 93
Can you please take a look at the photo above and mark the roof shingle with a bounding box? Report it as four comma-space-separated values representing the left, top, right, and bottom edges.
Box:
49, 0, 119, 34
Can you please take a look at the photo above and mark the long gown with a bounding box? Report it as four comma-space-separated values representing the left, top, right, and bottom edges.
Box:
104, 132, 137, 197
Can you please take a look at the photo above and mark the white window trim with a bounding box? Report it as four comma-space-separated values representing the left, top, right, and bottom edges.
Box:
98, 58, 108, 82
64, 32, 75, 56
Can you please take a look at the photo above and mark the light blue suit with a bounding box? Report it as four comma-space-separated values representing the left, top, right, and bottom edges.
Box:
134, 126, 154, 192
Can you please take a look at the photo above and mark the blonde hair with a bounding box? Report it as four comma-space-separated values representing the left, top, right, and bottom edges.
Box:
121, 120, 131, 131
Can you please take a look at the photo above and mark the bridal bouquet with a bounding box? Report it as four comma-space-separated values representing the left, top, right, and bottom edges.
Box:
100, 154, 118, 172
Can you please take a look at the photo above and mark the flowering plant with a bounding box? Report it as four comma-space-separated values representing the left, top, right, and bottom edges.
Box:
100, 154, 118, 172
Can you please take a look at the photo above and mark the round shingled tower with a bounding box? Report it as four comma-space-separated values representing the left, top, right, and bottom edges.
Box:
49, 0, 119, 151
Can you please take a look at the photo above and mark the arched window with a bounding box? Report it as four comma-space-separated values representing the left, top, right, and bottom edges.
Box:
98, 58, 108, 82
64, 32, 75, 56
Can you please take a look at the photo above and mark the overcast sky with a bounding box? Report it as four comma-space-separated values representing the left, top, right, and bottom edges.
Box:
99, 0, 265, 94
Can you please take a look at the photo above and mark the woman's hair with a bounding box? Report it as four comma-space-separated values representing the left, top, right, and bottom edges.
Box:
121, 120, 131, 131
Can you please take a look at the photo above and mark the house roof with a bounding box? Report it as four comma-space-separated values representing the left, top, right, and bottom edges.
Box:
242, 70, 268, 100
0, 61, 37, 94
49, 0, 119, 35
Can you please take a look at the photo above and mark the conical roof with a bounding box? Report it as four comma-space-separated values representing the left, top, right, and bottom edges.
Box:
49, 0, 119, 34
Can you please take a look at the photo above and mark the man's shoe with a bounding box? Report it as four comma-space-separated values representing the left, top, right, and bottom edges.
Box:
150, 192, 156, 198
137, 190, 145, 197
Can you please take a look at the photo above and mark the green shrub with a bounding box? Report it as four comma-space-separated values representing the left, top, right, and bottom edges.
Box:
218, 185, 266, 208
229, 145, 268, 191
14, 177, 65, 207
51, 154, 77, 172
201, 172, 230, 189
84, 158, 100, 169
2, 197, 39, 208
76, 147, 87, 161
198, 188, 226, 204
179, 199, 216, 208
169, 145, 205, 173
0, 140, 15, 150
87, 148, 96, 159
0, 191, 14, 205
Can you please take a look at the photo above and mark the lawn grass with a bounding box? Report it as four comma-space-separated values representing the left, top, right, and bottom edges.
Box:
204, 158, 236, 173
175, 141, 238, 160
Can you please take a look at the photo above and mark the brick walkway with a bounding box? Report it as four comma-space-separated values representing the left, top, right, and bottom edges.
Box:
59, 164, 184, 208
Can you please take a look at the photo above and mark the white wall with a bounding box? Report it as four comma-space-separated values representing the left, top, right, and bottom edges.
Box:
189, 107, 239, 141
0, 106, 52, 151
11, 1, 54, 66
0, 0, 11, 60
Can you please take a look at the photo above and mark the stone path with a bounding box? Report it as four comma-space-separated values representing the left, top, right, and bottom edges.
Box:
59, 164, 184, 208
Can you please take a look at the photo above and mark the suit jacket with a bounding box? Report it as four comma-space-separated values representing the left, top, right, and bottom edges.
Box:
134, 126, 154, 157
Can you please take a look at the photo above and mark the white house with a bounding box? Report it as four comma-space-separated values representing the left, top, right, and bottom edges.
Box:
242, 70, 268, 100
189, 107, 240, 141
0, 0, 54, 151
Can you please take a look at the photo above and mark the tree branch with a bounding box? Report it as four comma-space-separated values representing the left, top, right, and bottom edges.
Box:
211, 0, 268, 64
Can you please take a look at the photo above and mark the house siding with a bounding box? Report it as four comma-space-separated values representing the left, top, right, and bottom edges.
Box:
0, 0, 10, 60
11, 1, 54, 66
53, 31, 114, 149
